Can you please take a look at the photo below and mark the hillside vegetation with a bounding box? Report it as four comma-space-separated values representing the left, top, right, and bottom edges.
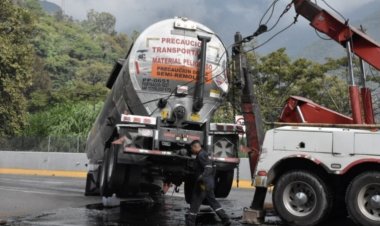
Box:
1, 0, 134, 137
1, 0, 378, 139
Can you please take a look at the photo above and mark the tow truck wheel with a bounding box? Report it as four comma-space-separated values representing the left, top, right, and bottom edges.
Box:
273, 171, 331, 226
346, 172, 380, 226
99, 147, 113, 197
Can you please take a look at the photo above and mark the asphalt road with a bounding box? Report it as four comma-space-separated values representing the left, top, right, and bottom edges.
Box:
0, 174, 98, 219
0, 174, 356, 226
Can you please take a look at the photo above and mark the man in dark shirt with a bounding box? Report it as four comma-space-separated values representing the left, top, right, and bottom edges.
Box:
185, 140, 231, 226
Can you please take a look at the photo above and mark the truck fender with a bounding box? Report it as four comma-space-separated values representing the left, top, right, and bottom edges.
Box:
266, 154, 330, 185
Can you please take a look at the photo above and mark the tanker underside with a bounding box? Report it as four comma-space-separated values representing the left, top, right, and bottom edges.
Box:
85, 122, 240, 202
85, 92, 241, 200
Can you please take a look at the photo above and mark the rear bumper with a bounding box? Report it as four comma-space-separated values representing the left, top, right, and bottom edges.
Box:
119, 147, 239, 170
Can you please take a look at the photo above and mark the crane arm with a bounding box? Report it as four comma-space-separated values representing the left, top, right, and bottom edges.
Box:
294, 0, 380, 70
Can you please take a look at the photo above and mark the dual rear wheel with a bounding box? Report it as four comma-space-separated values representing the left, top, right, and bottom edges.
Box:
99, 144, 126, 197
273, 170, 380, 226
346, 172, 380, 226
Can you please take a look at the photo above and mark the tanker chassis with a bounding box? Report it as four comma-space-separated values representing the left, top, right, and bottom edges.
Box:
84, 17, 242, 202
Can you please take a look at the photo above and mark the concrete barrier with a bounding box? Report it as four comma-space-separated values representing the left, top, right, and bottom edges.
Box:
0, 151, 253, 187
235, 158, 251, 180
0, 151, 88, 171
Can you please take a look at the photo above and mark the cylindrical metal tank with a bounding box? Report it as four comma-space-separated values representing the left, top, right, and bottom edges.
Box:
86, 17, 229, 162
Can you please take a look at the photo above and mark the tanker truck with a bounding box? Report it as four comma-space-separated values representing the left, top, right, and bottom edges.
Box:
84, 17, 242, 201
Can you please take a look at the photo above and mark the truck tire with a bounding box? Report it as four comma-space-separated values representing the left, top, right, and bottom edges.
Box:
214, 170, 234, 198
107, 144, 126, 194
273, 171, 331, 226
99, 148, 113, 197
346, 172, 380, 226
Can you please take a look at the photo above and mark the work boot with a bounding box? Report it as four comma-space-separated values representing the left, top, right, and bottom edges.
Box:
215, 209, 231, 226
185, 213, 197, 226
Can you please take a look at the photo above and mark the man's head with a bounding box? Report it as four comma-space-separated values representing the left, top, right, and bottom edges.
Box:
190, 140, 202, 154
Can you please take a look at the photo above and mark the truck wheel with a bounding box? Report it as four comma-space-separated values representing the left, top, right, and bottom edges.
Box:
214, 170, 234, 198
346, 172, 380, 226
107, 144, 126, 193
273, 171, 331, 226
99, 148, 112, 197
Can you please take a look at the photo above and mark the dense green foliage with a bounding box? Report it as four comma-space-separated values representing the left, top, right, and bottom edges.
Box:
214, 49, 351, 124
2, 0, 377, 138
3, 0, 134, 137
252, 49, 350, 122
23, 101, 102, 136
0, 0, 35, 136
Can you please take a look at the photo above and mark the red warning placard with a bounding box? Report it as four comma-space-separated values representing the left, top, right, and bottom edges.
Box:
151, 63, 212, 83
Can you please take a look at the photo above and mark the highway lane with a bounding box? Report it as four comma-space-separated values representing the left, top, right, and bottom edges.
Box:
0, 174, 98, 219
0, 174, 356, 226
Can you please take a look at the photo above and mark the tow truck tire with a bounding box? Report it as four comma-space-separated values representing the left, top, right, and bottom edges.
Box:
214, 170, 234, 198
346, 172, 380, 226
273, 171, 331, 226
99, 147, 113, 197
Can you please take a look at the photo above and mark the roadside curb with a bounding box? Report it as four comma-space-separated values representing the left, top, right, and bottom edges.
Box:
0, 168, 87, 178
0, 168, 259, 189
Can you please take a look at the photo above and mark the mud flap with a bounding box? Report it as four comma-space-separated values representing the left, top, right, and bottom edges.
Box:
85, 171, 100, 196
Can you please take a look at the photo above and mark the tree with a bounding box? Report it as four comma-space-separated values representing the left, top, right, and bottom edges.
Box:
212, 48, 351, 124
26, 56, 52, 112
251, 48, 350, 122
0, 0, 35, 136
83, 9, 116, 35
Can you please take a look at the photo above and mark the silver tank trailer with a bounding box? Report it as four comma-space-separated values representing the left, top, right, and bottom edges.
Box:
86, 17, 229, 163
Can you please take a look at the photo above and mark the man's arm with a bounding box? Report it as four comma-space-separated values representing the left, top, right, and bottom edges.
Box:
197, 151, 214, 179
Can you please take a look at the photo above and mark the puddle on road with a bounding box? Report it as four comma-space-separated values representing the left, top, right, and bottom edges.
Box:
7, 195, 251, 225
14, 194, 360, 226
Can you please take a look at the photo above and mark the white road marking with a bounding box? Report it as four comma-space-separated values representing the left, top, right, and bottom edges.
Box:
0, 177, 65, 185
0, 185, 83, 196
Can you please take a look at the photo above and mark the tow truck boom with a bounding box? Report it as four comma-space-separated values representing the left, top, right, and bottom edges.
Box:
294, 0, 380, 70
294, 0, 380, 124
239, 0, 380, 224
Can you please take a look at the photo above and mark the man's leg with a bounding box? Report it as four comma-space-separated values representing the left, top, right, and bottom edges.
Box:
186, 189, 206, 226
205, 190, 231, 226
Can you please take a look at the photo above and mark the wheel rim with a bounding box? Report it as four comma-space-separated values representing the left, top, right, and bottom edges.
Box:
283, 181, 317, 217
357, 183, 380, 221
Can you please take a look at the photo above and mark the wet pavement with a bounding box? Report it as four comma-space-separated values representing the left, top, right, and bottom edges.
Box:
0, 174, 356, 226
